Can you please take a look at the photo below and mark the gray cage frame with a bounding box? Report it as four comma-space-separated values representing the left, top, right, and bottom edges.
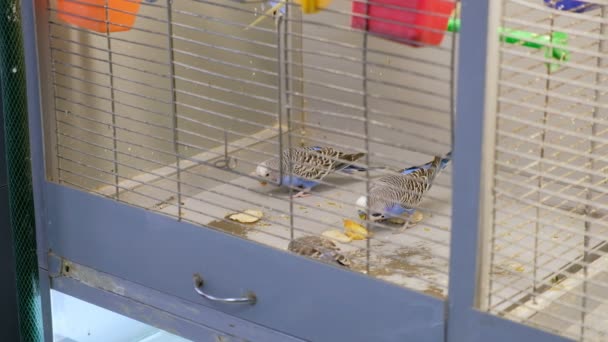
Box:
19, 0, 574, 340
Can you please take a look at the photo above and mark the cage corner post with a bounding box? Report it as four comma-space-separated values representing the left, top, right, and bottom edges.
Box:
446, 0, 495, 338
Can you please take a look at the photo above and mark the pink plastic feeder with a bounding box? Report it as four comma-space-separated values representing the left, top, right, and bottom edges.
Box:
351, 0, 456, 47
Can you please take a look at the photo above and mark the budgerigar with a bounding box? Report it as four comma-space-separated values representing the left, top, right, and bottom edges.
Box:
288, 236, 351, 268
256, 146, 366, 198
356, 151, 452, 227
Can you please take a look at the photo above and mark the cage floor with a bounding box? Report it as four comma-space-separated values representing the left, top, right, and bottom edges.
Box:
157, 170, 453, 297
88, 133, 604, 302
504, 250, 608, 340
93, 159, 602, 302
489, 200, 607, 314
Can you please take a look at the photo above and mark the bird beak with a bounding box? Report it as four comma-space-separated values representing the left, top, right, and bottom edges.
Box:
259, 181, 268, 186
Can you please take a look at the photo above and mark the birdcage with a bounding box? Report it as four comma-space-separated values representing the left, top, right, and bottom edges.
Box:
43, 0, 458, 297
8, 0, 605, 338
477, 0, 608, 341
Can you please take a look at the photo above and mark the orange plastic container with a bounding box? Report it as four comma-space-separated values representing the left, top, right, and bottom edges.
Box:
352, 0, 455, 47
57, 0, 142, 33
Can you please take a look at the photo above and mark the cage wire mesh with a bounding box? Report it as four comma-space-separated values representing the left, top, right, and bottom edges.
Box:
482, 0, 608, 340
42, 0, 458, 296
0, 0, 44, 338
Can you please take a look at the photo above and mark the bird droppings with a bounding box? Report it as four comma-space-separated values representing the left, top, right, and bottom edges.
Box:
423, 284, 444, 298
512, 264, 525, 272
348, 246, 441, 291
152, 196, 176, 210
207, 219, 250, 238
491, 264, 511, 276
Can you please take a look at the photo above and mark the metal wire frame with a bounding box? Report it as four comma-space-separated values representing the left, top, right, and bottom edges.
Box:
48, 101, 454, 212
53, 129, 451, 289
44, 0, 457, 295
481, 1, 608, 340
50, 88, 454, 213
52, 97, 454, 244
49, 61, 452, 185
53, 105, 453, 230
51, 80, 452, 189
48, 31, 452, 158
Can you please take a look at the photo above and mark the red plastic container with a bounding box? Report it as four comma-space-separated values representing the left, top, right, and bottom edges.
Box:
57, 0, 142, 33
352, 0, 455, 47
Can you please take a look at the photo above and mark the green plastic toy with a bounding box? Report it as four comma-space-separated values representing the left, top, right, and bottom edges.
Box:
447, 17, 570, 71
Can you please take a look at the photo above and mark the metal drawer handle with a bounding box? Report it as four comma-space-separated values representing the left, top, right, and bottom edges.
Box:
193, 274, 257, 305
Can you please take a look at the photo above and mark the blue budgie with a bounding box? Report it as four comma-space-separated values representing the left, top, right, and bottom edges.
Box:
256, 146, 366, 198
356, 151, 452, 226
288, 236, 351, 268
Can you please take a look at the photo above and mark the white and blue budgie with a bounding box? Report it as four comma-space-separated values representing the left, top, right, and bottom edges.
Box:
356, 151, 452, 226
256, 146, 366, 198
288, 236, 351, 268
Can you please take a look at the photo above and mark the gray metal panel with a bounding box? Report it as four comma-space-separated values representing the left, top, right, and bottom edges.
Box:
45, 182, 445, 342
50, 257, 306, 342
473, 310, 573, 342
447, 1, 571, 341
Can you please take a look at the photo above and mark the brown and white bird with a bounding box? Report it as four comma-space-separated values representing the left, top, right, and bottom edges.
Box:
256, 146, 366, 198
356, 151, 452, 224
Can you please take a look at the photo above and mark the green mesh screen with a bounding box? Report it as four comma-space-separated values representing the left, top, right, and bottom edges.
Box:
0, 0, 44, 340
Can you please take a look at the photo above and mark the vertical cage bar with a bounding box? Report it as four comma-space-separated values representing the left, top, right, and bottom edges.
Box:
580, 6, 607, 339
449, 1, 459, 150
533, 14, 556, 302
360, 0, 371, 275
281, 8, 295, 241
48, 22, 61, 184
289, 7, 304, 144
277, 15, 285, 190
165, 0, 182, 219
104, 0, 120, 200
